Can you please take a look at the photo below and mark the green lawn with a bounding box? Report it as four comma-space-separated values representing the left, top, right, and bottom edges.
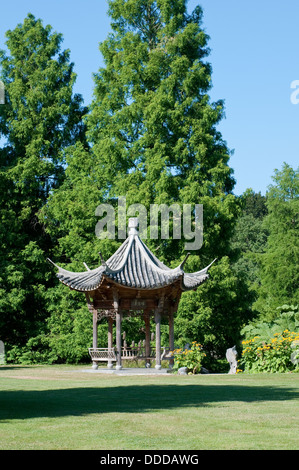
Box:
0, 365, 298, 450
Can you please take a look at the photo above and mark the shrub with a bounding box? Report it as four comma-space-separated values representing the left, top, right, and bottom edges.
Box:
6, 335, 58, 364
241, 305, 298, 343
171, 341, 206, 374
240, 330, 299, 373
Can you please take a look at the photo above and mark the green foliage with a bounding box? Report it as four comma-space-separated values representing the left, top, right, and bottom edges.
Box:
240, 189, 268, 219
86, 0, 236, 237
42, 0, 250, 365
240, 329, 299, 373
240, 304, 299, 373
2, 8, 296, 368
172, 341, 206, 374
241, 304, 299, 343
0, 14, 86, 351
6, 335, 58, 365
230, 190, 268, 318
44, 285, 92, 363
176, 256, 253, 369
254, 163, 299, 318
0, 14, 86, 197
231, 190, 268, 266
6, 285, 93, 364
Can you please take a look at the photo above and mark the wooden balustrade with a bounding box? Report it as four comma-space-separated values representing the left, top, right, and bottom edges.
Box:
89, 346, 172, 363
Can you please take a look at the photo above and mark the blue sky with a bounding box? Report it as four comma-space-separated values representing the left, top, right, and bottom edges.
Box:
1, 0, 298, 196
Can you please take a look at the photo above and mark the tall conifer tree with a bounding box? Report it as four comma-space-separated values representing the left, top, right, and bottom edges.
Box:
88, 0, 237, 261
44, 1, 252, 364
0, 14, 86, 348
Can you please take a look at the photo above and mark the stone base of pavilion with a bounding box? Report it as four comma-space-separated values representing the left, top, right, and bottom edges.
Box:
82, 366, 172, 375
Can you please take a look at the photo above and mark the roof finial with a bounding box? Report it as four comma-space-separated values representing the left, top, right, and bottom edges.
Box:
128, 217, 139, 235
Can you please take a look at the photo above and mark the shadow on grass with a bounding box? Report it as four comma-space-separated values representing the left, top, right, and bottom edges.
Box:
0, 383, 298, 420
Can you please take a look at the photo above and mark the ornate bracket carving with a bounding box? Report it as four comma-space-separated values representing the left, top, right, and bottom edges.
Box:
97, 309, 117, 321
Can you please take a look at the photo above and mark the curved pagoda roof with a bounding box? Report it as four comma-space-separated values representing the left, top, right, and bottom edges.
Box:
48, 218, 215, 293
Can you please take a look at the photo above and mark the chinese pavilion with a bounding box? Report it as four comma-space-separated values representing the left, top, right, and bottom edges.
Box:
48, 218, 215, 370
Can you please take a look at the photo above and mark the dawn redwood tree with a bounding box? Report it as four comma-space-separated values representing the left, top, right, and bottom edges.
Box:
88, 0, 238, 260
43, 0, 253, 366
0, 14, 86, 350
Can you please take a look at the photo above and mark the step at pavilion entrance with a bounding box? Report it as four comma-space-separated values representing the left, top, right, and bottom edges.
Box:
48, 218, 215, 370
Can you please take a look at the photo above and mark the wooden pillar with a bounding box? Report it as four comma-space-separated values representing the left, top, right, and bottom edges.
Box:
113, 289, 122, 370
169, 308, 174, 368
116, 311, 122, 370
92, 309, 98, 369
92, 309, 98, 349
144, 313, 151, 367
107, 316, 114, 369
155, 308, 161, 370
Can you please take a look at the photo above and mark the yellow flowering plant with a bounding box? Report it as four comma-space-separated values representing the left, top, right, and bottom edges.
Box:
171, 341, 206, 374
240, 330, 299, 373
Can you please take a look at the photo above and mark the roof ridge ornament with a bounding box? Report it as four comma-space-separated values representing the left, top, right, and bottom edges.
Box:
128, 217, 139, 236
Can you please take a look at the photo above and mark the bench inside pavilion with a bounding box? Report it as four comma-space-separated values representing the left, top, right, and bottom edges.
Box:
48, 218, 215, 370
